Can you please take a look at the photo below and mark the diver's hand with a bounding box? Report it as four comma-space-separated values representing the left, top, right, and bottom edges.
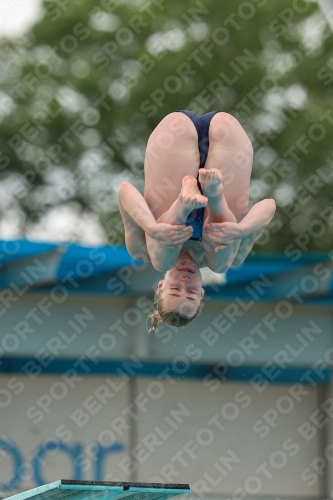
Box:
147, 222, 193, 247
204, 221, 244, 252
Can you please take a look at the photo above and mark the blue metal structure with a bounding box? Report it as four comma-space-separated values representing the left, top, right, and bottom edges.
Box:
0, 239, 331, 302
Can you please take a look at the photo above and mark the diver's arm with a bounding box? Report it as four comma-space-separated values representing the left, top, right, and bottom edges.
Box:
231, 199, 276, 268
118, 183, 150, 262
118, 182, 192, 268
201, 230, 241, 273
202, 199, 276, 271
145, 237, 182, 272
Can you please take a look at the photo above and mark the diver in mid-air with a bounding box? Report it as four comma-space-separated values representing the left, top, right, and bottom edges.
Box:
118, 110, 276, 330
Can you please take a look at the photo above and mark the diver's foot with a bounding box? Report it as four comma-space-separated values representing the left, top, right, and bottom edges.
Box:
155, 176, 208, 226
199, 169, 235, 223
180, 176, 208, 212
198, 168, 224, 198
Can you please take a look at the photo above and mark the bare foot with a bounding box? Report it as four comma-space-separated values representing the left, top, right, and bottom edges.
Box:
155, 176, 208, 226
181, 176, 208, 212
198, 168, 223, 198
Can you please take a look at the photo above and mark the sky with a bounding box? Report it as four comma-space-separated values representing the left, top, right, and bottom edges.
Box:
0, 0, 43, 39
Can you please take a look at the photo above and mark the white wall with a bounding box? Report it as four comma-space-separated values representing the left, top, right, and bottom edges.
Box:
1, 290, 332, 499
0, 375, 326, 499
0, 293, 333, 367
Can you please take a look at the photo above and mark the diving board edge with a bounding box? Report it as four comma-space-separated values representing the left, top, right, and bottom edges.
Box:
5, 480, 191, 500
4, 481, 62, 500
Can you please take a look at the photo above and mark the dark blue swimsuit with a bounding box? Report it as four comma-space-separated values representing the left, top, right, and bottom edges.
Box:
174, 110, 220, 240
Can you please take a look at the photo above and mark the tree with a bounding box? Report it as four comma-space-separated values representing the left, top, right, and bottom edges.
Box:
0, 0, 332, 250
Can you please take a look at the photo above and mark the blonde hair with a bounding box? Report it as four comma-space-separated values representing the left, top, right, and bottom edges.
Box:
147, 290, 204, 332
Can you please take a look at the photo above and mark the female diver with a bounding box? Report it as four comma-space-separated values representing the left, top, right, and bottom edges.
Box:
118, 110, 276, 329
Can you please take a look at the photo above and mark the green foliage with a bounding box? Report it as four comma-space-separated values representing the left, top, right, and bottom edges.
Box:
0, 0, 333, 250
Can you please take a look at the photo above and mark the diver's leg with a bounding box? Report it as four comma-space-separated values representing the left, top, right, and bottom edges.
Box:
203, 112, 253, 222
144, 112, 201, 221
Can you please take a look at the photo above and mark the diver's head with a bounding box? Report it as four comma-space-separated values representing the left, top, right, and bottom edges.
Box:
148, 251, 204, 331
